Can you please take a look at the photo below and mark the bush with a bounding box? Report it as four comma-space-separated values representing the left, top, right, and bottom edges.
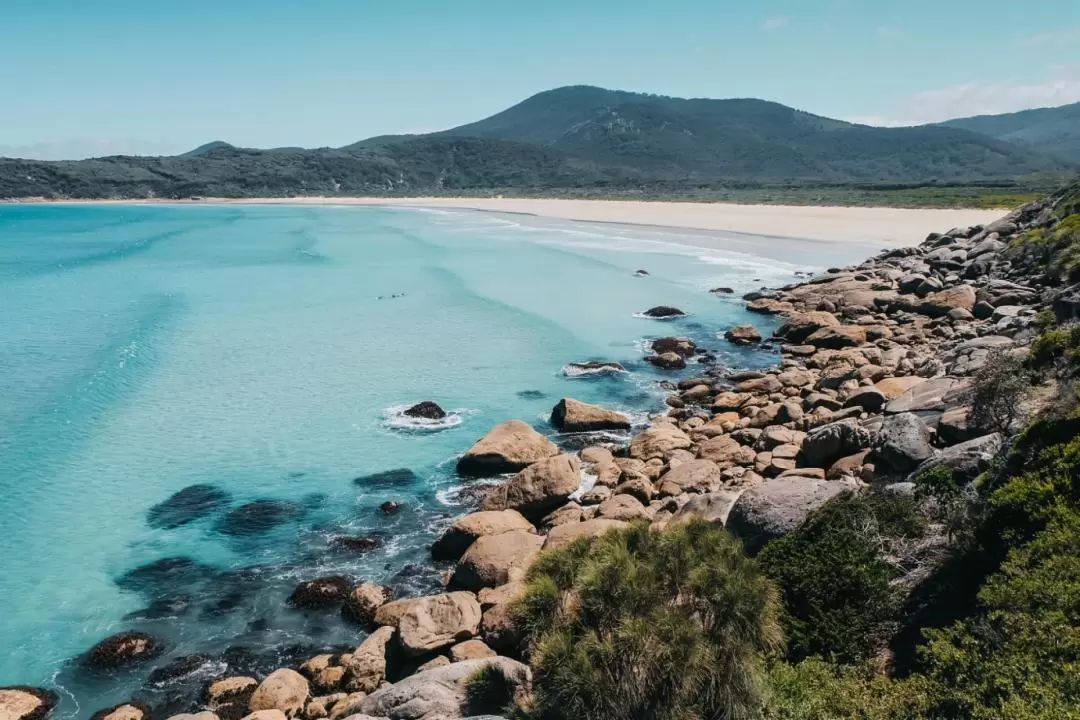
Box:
1029, 322, 1080, 371
968, 348, 1031, 434
764, 658, 933, 720
465, 663, 525, 717
757, 492, 924, 663
512, 520, 783, 720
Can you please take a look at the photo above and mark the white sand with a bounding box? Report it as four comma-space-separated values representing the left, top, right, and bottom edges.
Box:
220, 197, 1007, 246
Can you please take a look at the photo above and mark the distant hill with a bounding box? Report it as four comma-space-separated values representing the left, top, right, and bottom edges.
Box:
1, 85, 1074, 200
938, 102, 1080, 163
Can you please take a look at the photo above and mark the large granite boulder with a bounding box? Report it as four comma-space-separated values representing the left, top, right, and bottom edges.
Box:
205, 677, 258, 717
651, 336, 696, 357
805, 325, 867, 349
397, 592, 483, 656
358, 657, 530, 720
542, 518, 628, 550
90, 703, 149, 720
775, 311, 840, 343
341, 625, 396, 693
800, 420, 873, 468
432, 510, 536, 561
724, 325, 762, 346
457, 421, 559, 477
343, 582, 391, 624
549, 398, 630, 433
667, 490, 744, 527
727, 477, 858, 548
0, 687, 58, 720
908, 433, 1003, 484
919, 285, 977, 317
656, 459, 722, 496
884, 378, 968, 414
629, 424, 692, 460
450, 531, 545, 591
873, 376, 926, 401
248, 669, 309, 717
480, 455, 581, 521
872, 413, 935, 475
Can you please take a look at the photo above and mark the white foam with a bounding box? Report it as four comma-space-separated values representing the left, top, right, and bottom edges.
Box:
382, 405, 468, 432
561, 363, 629, 378
632, 311, 689, 320
569, 470, 599, 502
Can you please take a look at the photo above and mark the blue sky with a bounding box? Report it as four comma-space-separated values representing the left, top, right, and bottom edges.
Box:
2, 0, 1079, 159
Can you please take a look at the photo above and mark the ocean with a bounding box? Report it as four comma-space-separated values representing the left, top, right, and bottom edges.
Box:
0, 202, 872, 717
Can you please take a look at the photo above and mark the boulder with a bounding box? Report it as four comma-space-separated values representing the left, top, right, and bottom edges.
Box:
549, 398, 630, 433
909, 433, 1003, 484
872, 413, 935, 475
938, 406, 974, 445
843, 387, 887, 412
372, 597, 423, 628
206, 677, 259, 713
84, 632, 163, 669
90, 703, 149, 720
358, 658, 530, 720
432, 510, 536, 561
919, 285, 976, 317
450, 531, 545, 591
457, 420, 559, 476
800, 420, 873, 468
216, 500, 303, 536
597, 494, 651, 521
403, 401, 447, 420
656, 459, 722, 496
727, 477, 858, 548
651, 336, 697, 357
169, 714, 220, 720
645, 352, 686, 370
397, 592, 483, 656
873, 376, 925, 401
805, 325, 867, 349
543, 518, 628, 550
449, 639, 497, 663
724, 325, 762, 345
341, 625, 396, 693
480, 455, 581, 521
249, 670, 309, 717
343, 582, 390, 624
667, 490, 743, 526
733, 375, 783, 394
775, 311, 841, 343
629, 425, 692, 460
147, 484, 231, 529
0, 688, 58, 720
288, 577, 351, 610
697, 436, 756, 466
885, 378, 968, 414
641, 306, 685, 318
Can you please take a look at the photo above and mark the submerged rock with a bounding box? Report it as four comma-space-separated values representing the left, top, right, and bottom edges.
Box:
84, 631, 164, 669
516, 390, 547, 400
288, 576, 352, 610
116, 556, 218, 594
147, 484, 231, 529
379, 500, 404, 515
710, 287, 734, 294
641, 306, 686, 318
549, 398, 630, 433
403, 401, 447, 420
216, 501, 303, 536
327, 535, 381, 553
456, 420, 559, 477
147, 654, 214, 685
353, 468, 418, 488
0, 687, 59, 720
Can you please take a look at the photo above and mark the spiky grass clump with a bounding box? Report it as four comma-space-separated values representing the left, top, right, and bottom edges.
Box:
511, 520, 784, 720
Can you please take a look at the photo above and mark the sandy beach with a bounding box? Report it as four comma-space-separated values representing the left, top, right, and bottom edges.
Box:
218, 197, 1007, 245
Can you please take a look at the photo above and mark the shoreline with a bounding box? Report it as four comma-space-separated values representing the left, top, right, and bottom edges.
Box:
12, 196, 1007, 246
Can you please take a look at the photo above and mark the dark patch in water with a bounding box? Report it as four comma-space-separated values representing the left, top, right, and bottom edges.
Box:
215, 500, 304, 536
288, 471, 306, 479
328, 535, 383, 553
353, 468, 419, 488
124, 595, 194, 621
301, 493, 328, 509
116, 557, 219, 595
516, 390, 546, 400
386, 563, 444, 598
147, 484, 231, 529
146, 654, 214, 685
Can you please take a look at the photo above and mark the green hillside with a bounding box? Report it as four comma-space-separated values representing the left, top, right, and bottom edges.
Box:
939, 102, 1080, 163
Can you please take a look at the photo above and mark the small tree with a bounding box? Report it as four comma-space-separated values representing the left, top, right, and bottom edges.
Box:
512, 520, 784, 720
968, 349, 1030, 435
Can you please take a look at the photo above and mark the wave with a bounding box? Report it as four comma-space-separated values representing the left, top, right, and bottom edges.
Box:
632, 311, 690, 321
561, 362, 629, 378
382, 405, 469, 433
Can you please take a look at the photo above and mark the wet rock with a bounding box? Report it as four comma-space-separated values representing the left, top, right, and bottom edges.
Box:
710, 286, 734, 294
342, 582, 390, 625
550, 398, 630, 433
651, 336, 697, 357
216, 501, 303, 536
457, 420, 559, 477
645, 352, 686, 370
353, 468, 418, 488
543, 518, 628, 550
0, 687, 58, 720
205, 677, 258, 715
147, 654, 215, 684
403, 401, 447, 420
641, 306, 686, 318
635, 269, 650, 277
147, 485, 231, 529
727, 477, 858, 548
327, 535, 381, 554
90, 702, 150, 720
724, 325, 762, 346
124, 596, 193, 621
248, 669, 309, 717
288, 577, 351, 610
397, 592, 483, 656
431, 510, 535, 562
379, 501, 403, 515
85, 632, 164, 669
872, 413, 935, 475
451, 531, 545, 591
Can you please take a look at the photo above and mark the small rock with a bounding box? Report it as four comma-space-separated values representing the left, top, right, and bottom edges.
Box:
724, 325, 762, 346
403, 401, 446, 420
248, 669, 309, 717
288, 577, 351, 610
550, 398, 630, 433
84, 632, 163, 669
641, 306, 686, 318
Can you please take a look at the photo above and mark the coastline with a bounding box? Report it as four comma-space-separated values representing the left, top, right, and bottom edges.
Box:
20, 196, 1006, 246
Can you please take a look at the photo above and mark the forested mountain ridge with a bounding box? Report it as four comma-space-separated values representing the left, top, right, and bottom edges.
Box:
939, 101, 1080, 163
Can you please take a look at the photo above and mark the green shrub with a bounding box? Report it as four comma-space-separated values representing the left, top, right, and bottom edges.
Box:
512, 520, 783, 720
1029, 323, 1080, 370
465, 663, 525, 717
968, 348, 1031, 434
764, 658, 933, 720
757, 492, 924, 663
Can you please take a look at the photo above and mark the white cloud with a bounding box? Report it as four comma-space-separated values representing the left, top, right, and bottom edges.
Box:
850, 68, 1080, 126
763, 16, 788, 31
1014, 25, 1080, 47
0, 139, 185, 161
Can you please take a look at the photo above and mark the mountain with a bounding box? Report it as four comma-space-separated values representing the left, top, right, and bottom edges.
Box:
938, 102, 1080, 164
1, 86, 1074, 200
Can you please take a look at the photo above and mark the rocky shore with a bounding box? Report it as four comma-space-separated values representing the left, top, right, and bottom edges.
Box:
4, 186, 1076, 720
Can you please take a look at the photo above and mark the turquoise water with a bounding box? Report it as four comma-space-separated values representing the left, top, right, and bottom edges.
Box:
0, 203, 868, 717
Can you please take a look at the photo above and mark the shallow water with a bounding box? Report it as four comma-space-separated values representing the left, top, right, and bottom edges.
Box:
0, 203, 861, 717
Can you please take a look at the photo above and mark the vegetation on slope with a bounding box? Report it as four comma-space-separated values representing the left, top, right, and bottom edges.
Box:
940, 102, 1080, 164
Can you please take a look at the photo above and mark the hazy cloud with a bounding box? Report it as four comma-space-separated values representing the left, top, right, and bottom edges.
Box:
763, 16, 788, 31
0, 139, 186, 161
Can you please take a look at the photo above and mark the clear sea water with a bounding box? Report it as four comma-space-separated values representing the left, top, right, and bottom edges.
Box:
0, 203, 876, 717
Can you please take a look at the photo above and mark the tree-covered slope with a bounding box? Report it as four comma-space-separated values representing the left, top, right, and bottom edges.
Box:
939, 102, 1080, 164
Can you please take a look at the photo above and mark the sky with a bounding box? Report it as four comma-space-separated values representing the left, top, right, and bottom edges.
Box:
2, 0, 1079, 160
